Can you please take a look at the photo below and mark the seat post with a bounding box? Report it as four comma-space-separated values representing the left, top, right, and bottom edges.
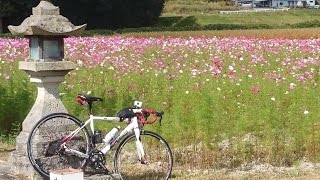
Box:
88, 102, 93, 115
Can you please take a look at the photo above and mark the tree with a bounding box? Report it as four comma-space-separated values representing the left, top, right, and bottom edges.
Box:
0, 0, 14, 33
108, 0, 165, 28
54, 0, 164, 29
1, 0, 165, 32
0, 0, 37, 33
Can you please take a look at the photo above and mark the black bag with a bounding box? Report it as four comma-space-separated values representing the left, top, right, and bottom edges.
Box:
117, 107, 136, 121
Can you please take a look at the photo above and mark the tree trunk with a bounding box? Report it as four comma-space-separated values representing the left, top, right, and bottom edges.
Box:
0, 18, 3, 33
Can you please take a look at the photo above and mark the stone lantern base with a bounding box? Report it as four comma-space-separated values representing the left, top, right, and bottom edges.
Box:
9, 61, 76, 179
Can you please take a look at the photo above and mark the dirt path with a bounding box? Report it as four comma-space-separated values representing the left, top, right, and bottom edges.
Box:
2, 147, 320, 180
172, 164, 320, 180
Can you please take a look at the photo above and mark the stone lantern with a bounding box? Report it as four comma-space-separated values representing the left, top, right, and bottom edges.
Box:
7, 0, 86, 179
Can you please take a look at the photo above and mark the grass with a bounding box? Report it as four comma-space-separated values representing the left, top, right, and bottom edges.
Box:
163, 0, 237, 16
56, 32, 320, 169
159, 9, 320, 27
0, 134, 15, 161
122, 28, 320, 39
161, 0, 320, 28
195, 9, 320, 26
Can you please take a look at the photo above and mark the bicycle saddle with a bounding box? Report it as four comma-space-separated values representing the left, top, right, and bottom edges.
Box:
77, 94, 103, 106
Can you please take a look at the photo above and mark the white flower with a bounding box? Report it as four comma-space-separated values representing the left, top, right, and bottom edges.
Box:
229, 66, 234, 71
186, 91, 189, 95
87, 91, 92, 95
248, 74, 253, 78
217, 87, 221, 92
191, 69, 197, 76
77, 60, 83, 66
179, 70, 183, 74
304, 110, 309, 115
271, 97, 276, 101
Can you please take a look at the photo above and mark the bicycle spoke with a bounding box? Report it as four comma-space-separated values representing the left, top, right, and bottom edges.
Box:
115, 131, 173, 180
28, 113, 91, 178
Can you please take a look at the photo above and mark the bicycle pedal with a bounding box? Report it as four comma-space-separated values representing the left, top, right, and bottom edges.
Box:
98, 162, 107, 170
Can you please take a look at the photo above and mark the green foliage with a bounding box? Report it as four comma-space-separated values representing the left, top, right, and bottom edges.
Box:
163, 0, 236, 15
53, 0, 165, 29
80, 23, 273, 36
290, 20, 320, 28
0, 65, 34, 135
0, 0, 38, 32
79, 19, 320, 36
57, 67, 320, 168
1, 0, 164, 32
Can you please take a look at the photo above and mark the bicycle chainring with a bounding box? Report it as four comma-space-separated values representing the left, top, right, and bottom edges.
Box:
89, 150, 106, 170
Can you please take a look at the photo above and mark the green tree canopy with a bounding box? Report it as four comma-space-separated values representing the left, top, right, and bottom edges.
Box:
54, 0, 165, 29
0, 0, 37, 33
1, 0, 164, 32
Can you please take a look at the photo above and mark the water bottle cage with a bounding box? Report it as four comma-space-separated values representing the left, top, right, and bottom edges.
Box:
93, 130, 103, 144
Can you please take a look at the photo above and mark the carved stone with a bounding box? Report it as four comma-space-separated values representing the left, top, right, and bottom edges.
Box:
7, 1, 86, 36
9, 61, 76, 179
7, 1, 83, 178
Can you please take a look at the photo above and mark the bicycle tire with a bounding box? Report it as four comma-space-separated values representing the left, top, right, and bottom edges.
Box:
27, 113, 91, 179
114, 130, 173, 180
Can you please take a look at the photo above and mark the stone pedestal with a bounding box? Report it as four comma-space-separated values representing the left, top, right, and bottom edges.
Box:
7, 0, 86, 178
9, 61, 76, 179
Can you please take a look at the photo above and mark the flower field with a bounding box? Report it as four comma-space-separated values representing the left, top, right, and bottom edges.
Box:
1, 33, 320, 169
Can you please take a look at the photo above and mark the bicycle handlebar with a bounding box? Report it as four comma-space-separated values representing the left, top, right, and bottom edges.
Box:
137, 108, 164, 126
76, 94, 164, 125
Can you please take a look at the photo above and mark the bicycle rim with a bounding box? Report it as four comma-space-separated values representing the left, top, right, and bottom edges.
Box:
114, 130, 173, 180
27, 113, 91, 179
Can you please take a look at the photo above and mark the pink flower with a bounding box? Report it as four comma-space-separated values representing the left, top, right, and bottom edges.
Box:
252, 86, 260, 94
4, 75, 10, 80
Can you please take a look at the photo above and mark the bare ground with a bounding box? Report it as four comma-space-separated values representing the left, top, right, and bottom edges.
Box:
172, 163, 320, 180
2, 145, 320, 180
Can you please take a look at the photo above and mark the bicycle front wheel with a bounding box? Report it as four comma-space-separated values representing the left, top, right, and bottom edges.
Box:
114, 130, 173, 180
27, 113, 91, 179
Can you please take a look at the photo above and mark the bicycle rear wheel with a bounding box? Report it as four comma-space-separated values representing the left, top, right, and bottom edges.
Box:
114, 130, 173, 180
27, 113, 91, 179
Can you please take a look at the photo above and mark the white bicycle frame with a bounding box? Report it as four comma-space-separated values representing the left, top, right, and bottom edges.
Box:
62, 108, 145, 160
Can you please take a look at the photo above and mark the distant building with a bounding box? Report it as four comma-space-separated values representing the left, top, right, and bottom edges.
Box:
234, 0, 316, 7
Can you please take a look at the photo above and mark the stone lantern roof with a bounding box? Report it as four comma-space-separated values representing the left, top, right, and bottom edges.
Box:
8, 0, 86, 36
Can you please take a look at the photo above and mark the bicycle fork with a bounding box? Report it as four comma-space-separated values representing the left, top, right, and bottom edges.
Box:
134, 128, 146, 163
131, 117, 146, 164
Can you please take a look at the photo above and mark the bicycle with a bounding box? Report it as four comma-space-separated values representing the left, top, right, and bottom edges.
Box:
27, 94, 173, 179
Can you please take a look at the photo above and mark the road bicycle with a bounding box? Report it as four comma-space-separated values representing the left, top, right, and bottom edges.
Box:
27, 94, 173, 179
